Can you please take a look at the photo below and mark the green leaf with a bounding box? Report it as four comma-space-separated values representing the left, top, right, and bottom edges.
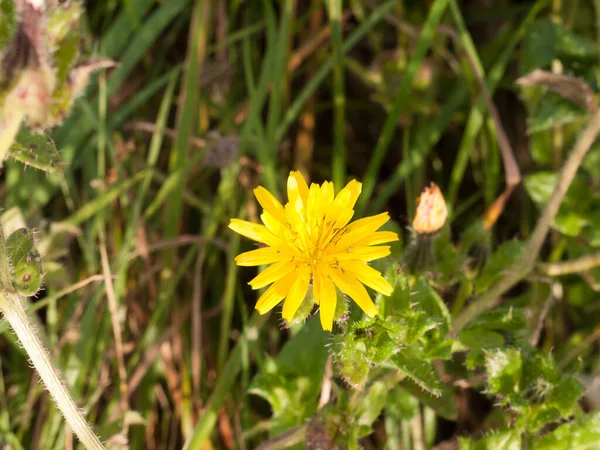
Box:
9, 128, 63, 175
334, 333, 370, 389
520, 20, 599, 75
249, 317, 329, 434
367, 329, 399, 364
475, 241, 524, 294
384, 309, 438, 345
524, 172, 592, 236
390, 346, 441, 396
383, 268, 411, 314
527, 92, 587, 134
485, 348, 522, 404
356, 380, 389, 437
459, 429, 521, 450
0, 0, 17, 49
534, 411, 600, 450
277, 316, 329, 375
385, 387, 419, 421
460, 328, 506, 350
412, 278, 451, 333
399, 376, 457, 420
460, 307, 528, 350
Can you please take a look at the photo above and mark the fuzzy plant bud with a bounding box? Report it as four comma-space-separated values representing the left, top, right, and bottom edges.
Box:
412, 182, 448, 235
405, 182, 448, 273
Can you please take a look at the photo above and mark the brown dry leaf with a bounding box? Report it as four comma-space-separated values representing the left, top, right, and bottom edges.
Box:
517, 69, 598, 112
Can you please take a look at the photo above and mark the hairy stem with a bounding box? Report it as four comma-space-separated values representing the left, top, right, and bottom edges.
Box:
0, 292, 105, 449
451, 108, 600, 334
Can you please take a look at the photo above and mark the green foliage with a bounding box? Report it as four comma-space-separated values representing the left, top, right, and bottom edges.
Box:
0, 0, 16, 49
459, 429, 521, 450
1, 0, 600, 449
5, 228, 42, 297
249, 317, 329, 435
520, 20, 599, 76
534, 411, 600, 450
525, 172, 598, 237
0, 0, 112, 171
475, 241, 524, 293
483, 348, 583, 431
9, 127, 62, 175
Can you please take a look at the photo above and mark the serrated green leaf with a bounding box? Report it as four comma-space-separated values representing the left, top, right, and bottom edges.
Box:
367, 330, 399, 364
384, 308, 438, 345
476, 241, 524, 294
485, 348, 522, 401
384, 268, 411, 314
390, 347, 441, 396
412, 278, 451, 333
335, 334, 370, 389
400, 377, 457, 420
547, 377, 584, 415
534, 411, 600, 450
459, 429, 520, 450
9, 127, 63, 174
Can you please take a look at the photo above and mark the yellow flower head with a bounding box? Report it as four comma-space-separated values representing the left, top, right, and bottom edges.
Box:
229, 171, 399, 331
412, 182, 448, 235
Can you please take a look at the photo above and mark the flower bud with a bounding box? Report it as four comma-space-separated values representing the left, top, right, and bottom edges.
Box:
412, 182, 447, 235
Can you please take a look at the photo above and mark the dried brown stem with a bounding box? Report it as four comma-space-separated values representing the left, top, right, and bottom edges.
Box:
452, 108, 600, 334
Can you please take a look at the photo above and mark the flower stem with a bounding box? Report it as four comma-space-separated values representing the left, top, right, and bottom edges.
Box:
0, 292, 105, 449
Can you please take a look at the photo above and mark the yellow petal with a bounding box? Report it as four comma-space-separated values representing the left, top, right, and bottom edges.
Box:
325, 179, 361, 228
312, 267, 323, 305
326, 213, 390, 254
316, 181, 335, 221
353, 231, 399, 247
261, 211, 284, 235
281, 269, 311, 321
255, 272, 298, 314
318, 274, 337, 331
330, 246, 391, 262
324, 266, 378, 317
249, 261, 299, 290
287, 171, 309, 212
306, 183, 322, 243
338, 260, 393, 295
229, 219, 282, 247
284, 202, 310, 251
254, 186, 286, 223
235, 247, 291, 266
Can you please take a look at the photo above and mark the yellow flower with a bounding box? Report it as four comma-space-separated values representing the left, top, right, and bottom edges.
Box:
412, 182, 448, 235
229, 171, 399, 331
